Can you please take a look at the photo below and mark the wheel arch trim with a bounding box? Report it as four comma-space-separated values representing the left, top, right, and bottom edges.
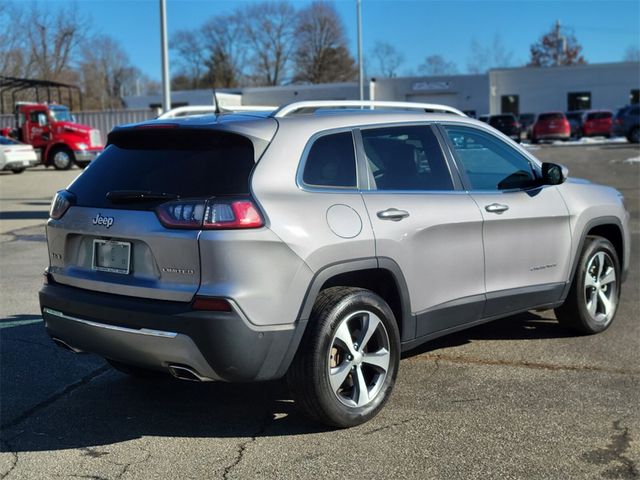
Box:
562, 216, 626, 301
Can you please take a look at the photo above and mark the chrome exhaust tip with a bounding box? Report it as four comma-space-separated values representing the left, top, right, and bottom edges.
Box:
51, 337, 84, 353
168, 364, 209, 382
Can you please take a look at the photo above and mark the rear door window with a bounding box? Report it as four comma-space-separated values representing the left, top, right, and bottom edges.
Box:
361, 125, 454, 191
68, 129, 256, 209
302, 132, 357, 188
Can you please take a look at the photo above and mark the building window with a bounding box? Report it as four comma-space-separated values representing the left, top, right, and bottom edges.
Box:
631, 89, 639, 105
568, 92, 591, 111
501, 95, 519, 116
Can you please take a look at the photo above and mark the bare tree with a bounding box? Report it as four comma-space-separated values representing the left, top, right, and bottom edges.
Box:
623, 45, 640, 62
0, 3, 27, 77
201, 12, 249, 88
529, 21, 586, 67
467, 34, 513, 74
371, 41, 404, 78
244, 1, 297, 85
79, 35, 138, 109
418, 55, 458, 75
170, 31, 206, 89
293, 2, 356, 83
24, 3, 89, 82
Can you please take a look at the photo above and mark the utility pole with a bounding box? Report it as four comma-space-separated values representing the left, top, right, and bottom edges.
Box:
554, 19, 566, 66
160, 0, 171, 112
357, 0, 363, 101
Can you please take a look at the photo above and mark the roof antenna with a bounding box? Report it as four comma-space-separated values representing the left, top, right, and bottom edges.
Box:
212, 89, 221, 114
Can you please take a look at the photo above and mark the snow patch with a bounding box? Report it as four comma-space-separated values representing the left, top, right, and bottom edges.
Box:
623, 156, 640, 164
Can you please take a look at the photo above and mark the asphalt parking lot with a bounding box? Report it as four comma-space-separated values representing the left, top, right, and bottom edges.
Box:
1, 142, 639, 480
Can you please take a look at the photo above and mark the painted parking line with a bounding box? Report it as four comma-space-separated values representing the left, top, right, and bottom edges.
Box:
0, 318, 43, 329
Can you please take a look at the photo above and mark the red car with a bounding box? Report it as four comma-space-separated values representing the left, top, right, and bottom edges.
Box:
531, 112, 570, 143
581, 110, 613, 138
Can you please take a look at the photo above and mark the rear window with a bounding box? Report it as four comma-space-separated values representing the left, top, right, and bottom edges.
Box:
587, 111, 612, 120
489, 115, 516, 126
68, 128, 255, 209
538, 113, 564, 121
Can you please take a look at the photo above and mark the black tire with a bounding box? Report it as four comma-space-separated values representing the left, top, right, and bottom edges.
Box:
11, 167, 25, 174
627, 126, 639, 144
287, 287, 400, 428
49, 147, 75, 170
555, 236, 621, 335
531, 136, 539, 144
107, 359, 168, 379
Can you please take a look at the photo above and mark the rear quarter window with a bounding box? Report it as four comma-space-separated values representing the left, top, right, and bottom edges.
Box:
301, 132, 357, 188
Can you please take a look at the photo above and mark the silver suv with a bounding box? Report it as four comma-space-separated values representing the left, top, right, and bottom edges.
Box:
40, 101, 630, 428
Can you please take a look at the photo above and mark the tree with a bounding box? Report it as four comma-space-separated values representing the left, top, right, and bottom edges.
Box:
529, 21, 586, 67
170, 31, 206, 89
79, 35, 138, 109
293, 2, 357, 83
371, 41, 404, 78
418, 55, 458, 75
23, 3, 89, 82
466, 34, 513, 74
623, 45, 640, 62
201, 12, 248, 88
244, 1, 297, 85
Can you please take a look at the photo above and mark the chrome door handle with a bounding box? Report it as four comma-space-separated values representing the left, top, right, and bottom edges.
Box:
377, 208, 410, 221
485, 203, 509, 214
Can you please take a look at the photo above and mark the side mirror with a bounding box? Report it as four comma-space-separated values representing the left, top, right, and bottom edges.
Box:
541, 162, 568, 185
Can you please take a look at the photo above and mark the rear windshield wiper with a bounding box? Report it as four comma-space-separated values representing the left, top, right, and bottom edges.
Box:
106, 190, 180, 203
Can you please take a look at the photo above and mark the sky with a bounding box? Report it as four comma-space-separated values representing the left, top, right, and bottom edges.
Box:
22, 0, 640, 81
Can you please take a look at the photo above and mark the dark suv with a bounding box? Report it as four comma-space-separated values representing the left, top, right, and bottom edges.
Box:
612, 105, 640, 143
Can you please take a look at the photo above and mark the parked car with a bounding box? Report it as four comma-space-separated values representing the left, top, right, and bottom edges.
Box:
0, 135, 39, 174
518, 113, 535, 139
487, 114, 521, 142
478, 114, 489, 123
531, 112, 571, 143
565, 111, 585, 139
611, 104, 640, 143
581, 110, 613, 138
40, 100, 630, 428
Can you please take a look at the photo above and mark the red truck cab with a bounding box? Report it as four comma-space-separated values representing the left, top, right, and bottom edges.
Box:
1, 103, 103, 169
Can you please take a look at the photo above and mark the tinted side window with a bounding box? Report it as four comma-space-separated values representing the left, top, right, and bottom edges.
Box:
302, 132, 356, 188
361, 125, 453, 191
444, 125, 536, 190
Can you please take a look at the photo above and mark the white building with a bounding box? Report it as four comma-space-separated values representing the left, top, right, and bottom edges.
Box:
123, 62, 639, 117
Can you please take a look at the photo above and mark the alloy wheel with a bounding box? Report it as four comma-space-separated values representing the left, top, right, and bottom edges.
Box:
584, 251, 617, 325
327, 310, 391, 408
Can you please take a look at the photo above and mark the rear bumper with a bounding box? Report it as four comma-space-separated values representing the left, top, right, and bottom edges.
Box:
74, 149, 102, 162
1, 157, 39, 170
39, 282, 303, 382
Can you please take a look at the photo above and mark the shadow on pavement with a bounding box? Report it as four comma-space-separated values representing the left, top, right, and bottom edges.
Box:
403, 311, 574, 358
0, 211, 49, 220
2, 311, 574, 452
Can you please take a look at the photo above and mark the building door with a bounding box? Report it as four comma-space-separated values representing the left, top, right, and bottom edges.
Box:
501, 95, 519, 116
568, 92, 591, 111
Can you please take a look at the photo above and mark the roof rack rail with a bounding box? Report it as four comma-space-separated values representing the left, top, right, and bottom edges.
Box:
157, 105, 277, 119
271, 100, 466, 118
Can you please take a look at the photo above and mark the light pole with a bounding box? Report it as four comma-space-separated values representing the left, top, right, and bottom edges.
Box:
357, 0, 363, 101
160, 0, 171, 113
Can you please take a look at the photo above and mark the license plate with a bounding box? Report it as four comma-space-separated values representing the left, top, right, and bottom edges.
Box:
92, 239, 131, 274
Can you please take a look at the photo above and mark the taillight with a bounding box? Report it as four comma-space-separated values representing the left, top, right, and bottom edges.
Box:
49, 190, 75, 220
156, 197, 263, 230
